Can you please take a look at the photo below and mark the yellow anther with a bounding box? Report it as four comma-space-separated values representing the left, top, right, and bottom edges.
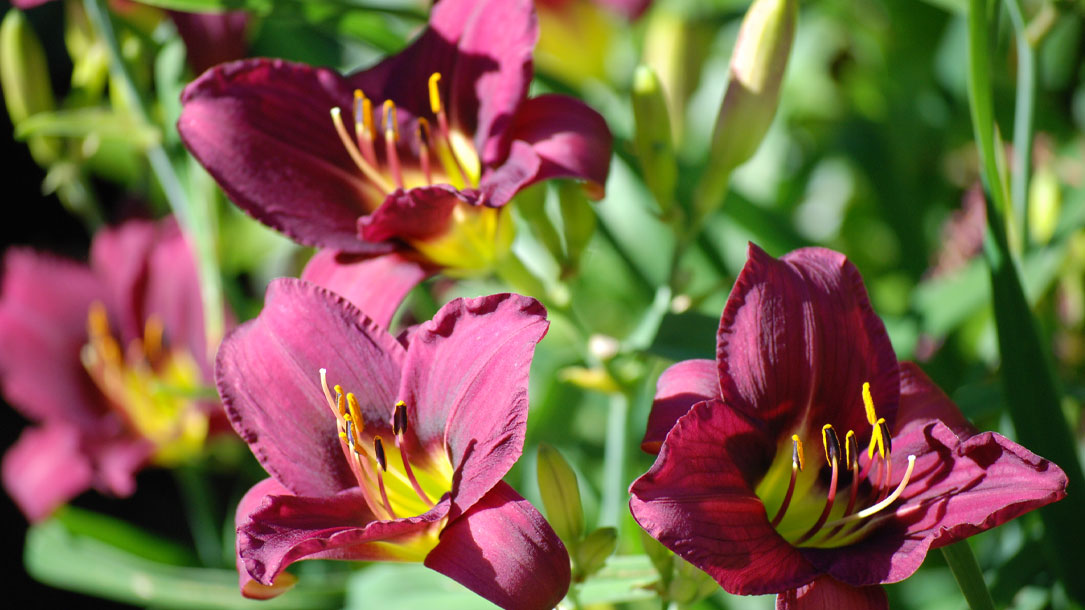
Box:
362, 97, 374, 138
383, 100, 399, 140
333, 384, 343, 395
844, 430, 858, 470
88, 301, 111, 338
143, 316, 164, 359
336, 393, 347, 417
821, 424, 840, 464
862, 382, 877, 426
428, 72, 442, 115
346, 393, 364, 436
353, 90, 367, 131
792, 434, 805, 472
867, 417, 888, 460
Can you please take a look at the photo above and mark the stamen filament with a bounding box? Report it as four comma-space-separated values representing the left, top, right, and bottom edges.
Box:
417, 118, 432, 185
392, 401, 435, 508
331, 107, 393, 194
770, 435, 804, 527
795, 426, 841, 544
372, 437, 396, 519
823, 455, 916, 527
353, 90, 378, 166
427, 72, 470, 185
383, 100, 404, 189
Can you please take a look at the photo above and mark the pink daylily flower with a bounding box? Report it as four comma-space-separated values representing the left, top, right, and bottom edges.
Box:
0, 218, 222, 521
630, 244, 1068, 609
178, 0, 611, 281
217, 280, 569, 609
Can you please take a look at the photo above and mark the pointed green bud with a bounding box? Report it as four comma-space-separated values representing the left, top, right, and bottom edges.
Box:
536, 443, 584, 545
1, 9, 60, 165
516, 183, 564, 261
631, 65, 678, 215
696, 0, 797, 217
1028, 163, 1060, 245
574, 527, 617, 579
556, 181, 596, 276
642, 10, 713, 145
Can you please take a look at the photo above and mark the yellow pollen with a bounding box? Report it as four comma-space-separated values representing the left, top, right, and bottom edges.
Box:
143, 316, 164, 359
821, 424, 840, 463
353, 90, 367, 133
383, 100, 399, 141
792, 434, 805, 472
346, 393, 364, 435
868, 417, 888, 460
428, 72, 442, 115
845, 430, 858, 470
88, 301, 111, 338
862, 381, 877, 425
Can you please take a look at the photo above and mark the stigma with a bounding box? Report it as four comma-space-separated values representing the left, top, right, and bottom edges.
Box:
328, 73, 481, 200
760, 382, 916, 548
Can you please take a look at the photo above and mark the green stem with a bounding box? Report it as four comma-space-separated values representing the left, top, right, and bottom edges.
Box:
83, 0, 224, 352
600, 392, 629, 528
941, 542, 995, 610
1004, 0, 1034, 251
174, 465, 221, 568
966, 0, 1085, 603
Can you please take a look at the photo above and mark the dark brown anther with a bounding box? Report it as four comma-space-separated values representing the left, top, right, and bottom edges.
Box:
393, 401, 408, 436
844, 430, 858, 471
877, 419, 893, 455
373, 436, 387, 471
821, 424, 841, 464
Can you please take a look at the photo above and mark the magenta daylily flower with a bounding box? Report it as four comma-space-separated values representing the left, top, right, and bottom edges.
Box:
0, 218, 221, 522
178, 0, 611, 280
630, 244, 1068, 609
217, 280, 569, 609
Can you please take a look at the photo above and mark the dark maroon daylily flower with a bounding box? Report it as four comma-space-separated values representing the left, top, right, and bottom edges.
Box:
0, 218, 221, 521
217, 280, 569, 609
630, 244, 1068, 609
178, 0, 611, 282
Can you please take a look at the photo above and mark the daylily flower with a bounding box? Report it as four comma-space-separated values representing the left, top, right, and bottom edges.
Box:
178, 0, 611, 282
630, 244, 1067, 609
0, 218, 222, 521
217, 280, 569, 609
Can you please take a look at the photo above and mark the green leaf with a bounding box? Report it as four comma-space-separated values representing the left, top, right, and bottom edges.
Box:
647, 310, 719, 361
15, 107, 160, 148
942, 541, 995, 610
25, 518, 345, 609
346, 563, 497, 609
536, 443, 585, 544
575, 555, 658, 605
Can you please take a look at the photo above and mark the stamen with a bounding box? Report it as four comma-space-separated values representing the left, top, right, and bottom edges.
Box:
428, 73, 442, 116
331, 107, 393, 194
346, 393, 365, 441
823, 455, 916, 531
417, 118, 433, 185
427, 72, 470, 185
383, 100, 404, 189
795, 426, 840, 544
353, 90, 378, 166
391, 401, 435, 508
862, 381, 877, 425
770, 435, 803, 527
841, 430, 860, 517
143, 316, 164, 360
372, 436, 396, 519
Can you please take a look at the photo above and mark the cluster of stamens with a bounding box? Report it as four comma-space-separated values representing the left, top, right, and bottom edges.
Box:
329, 73, 477, 197
765, 382, 917, 547
319, 368, 447, 522
81, 302, 206, 464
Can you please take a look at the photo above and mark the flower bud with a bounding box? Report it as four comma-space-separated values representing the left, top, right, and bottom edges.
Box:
557, 180, 597, 275
1, 9, 60, 164
516, 184, 565, 261
696, 0, 797, 217
642, 10, 713, 145
536, 443, 585, 544
631, 65, 678, 215
1028, 163, 1060, 245
574, 526, 617, 579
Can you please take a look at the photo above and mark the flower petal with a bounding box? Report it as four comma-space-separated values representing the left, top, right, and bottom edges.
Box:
499, 94, 612, 198
630, 399, 818, 595
803, 421, 1067, 586
238, 483, 448, 591
642, 358, 719, 454
349, 0, 538, 166
424, 481, 570, 610
179, 58, 387, 252
141, 220, 212, 371
301, 250, 431, 329
2, 424, 94, 522
89, 219, 158, 343
358, 185, 480, 243
235, 478, 297, 599
717, 244, 899, 439
595, 0, 653, 20
775, 577, 887, 610
167, 10, 249, 75
397, 294, 548, 512
0, 248, 106, 424
215, 278, 405, 496
478, 140, 541, 206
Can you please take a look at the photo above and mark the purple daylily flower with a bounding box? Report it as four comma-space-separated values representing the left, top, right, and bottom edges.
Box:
217, 279, 569, 609
178, 0, 611, 282
630, 243, 1068, 609
0, 218, 222, 522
